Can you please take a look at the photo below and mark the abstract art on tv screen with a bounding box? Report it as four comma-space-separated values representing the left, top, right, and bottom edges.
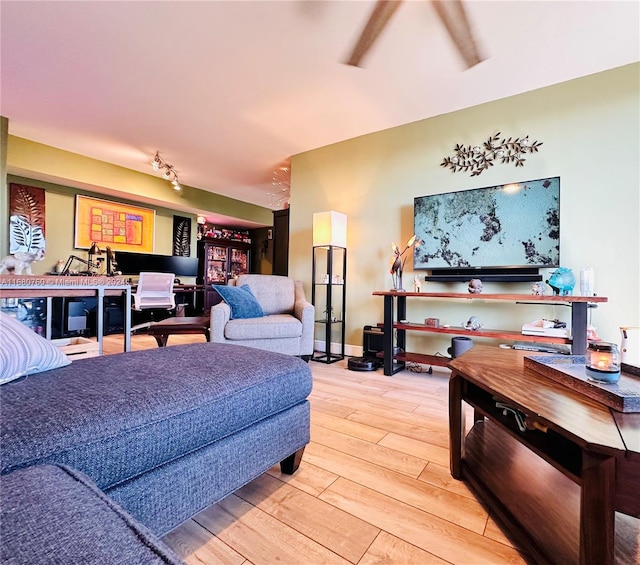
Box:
75, 195, 155, 253
413, 177, 560, 270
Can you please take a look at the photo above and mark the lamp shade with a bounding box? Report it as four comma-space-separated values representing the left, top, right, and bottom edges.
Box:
313, 211, 347, 247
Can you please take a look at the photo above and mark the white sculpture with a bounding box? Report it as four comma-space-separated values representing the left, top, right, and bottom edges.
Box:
0, 249, 46, 275
531, 282, 546, 295
468, 278, 483, 294
414, 274, 422, 293
463, 316, 483, 331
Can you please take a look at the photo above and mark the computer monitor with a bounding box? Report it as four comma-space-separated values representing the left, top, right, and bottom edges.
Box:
113, 252, 199, 277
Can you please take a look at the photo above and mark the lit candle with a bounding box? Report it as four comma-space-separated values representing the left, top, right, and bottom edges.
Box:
586, 342, 621, 383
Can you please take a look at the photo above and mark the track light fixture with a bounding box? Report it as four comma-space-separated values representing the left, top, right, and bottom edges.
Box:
151, 153, 162, 172
151, 151, 181, 191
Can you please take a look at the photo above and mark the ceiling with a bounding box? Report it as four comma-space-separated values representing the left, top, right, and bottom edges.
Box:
2, 1, 639, 216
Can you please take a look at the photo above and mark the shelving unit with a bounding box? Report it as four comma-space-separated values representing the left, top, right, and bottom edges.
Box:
197, 238, 251, 312
372, 291, 608, 375
311, 245, 346, 363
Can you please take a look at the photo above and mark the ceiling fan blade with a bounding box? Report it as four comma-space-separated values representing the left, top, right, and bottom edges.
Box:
431, 0, 485, 69
346, 0, 403, 67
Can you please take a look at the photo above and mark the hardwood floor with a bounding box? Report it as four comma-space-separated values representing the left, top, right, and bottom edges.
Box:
102, 334, 526, 564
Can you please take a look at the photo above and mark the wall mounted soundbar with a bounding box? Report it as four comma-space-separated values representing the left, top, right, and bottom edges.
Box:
424, 267, 542, 283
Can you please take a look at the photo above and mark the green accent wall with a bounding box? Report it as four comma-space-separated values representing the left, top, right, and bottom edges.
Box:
6, 135, 272, 225
6, 174, 200, 276
3, 134, 273, 276
288, 63, 640, 359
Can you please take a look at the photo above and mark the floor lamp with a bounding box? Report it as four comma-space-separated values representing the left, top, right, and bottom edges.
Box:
311, 211, 347, 363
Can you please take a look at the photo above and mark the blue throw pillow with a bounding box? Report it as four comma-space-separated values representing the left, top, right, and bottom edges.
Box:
214, 284, 265, 319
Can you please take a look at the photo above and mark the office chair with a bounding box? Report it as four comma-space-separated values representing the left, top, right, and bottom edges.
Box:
131, 272, 176, 332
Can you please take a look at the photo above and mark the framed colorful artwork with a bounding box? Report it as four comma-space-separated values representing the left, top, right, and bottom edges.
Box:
75, 195, 155, 253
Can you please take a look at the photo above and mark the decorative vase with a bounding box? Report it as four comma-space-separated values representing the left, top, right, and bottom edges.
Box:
395, 269, 405, 292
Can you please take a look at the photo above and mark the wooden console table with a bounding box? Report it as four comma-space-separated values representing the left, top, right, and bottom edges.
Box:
373, 291, 608, 376
449, 346, 639, 564
0, 275, 131, 354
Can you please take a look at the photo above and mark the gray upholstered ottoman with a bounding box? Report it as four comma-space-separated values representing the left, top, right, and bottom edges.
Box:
1, 342, 312, 535
0, 464, 184, 564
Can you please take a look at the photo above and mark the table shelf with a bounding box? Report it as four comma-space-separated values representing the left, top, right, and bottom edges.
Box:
372, 291, 608, 303
373, 291, 607, 376
386, 322, 571, 344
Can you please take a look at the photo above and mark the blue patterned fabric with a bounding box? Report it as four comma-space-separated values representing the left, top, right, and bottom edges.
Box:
108, 402, 310, 535
214, 284, 265, 319
0, 343, 312, 490
0, 464, 184, 564
1, 342, 311, 536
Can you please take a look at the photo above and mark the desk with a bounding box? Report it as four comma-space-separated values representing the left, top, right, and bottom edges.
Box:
449, 346, 639, 564
0, 276, 131, 354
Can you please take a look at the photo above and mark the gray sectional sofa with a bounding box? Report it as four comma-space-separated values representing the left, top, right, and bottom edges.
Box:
0, 342, 312, 563
2, 464, 185, 564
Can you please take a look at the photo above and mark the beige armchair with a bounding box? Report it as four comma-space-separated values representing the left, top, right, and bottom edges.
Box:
209, 274, 314, 360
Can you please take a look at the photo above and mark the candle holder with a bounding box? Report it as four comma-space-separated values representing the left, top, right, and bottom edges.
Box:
585, 342, 621, 383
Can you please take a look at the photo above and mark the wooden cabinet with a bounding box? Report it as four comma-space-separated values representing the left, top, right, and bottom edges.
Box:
373, 291, 608, 375
197, 238, 251, 311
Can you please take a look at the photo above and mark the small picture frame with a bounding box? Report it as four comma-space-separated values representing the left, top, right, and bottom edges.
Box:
320, 274, 329, 284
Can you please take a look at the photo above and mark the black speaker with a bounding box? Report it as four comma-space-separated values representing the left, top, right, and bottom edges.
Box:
363, 325, 384, 359
348, 325, 385, 372
105, 305, 124, 334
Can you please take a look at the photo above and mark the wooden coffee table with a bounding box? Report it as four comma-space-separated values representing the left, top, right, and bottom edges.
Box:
449, 346, 639, 564
146, 316, 210, 347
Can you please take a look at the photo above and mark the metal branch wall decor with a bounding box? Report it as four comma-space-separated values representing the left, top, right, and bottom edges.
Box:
441, 133, 543, 177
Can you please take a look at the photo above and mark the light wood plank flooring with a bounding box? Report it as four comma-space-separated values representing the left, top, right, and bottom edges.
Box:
101, 334, 527, 564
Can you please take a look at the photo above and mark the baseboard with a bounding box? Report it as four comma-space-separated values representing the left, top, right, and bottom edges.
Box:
313, 340, 362, 357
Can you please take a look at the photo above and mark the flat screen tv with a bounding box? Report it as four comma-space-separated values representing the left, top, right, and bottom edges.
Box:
413, 177, 560, 273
